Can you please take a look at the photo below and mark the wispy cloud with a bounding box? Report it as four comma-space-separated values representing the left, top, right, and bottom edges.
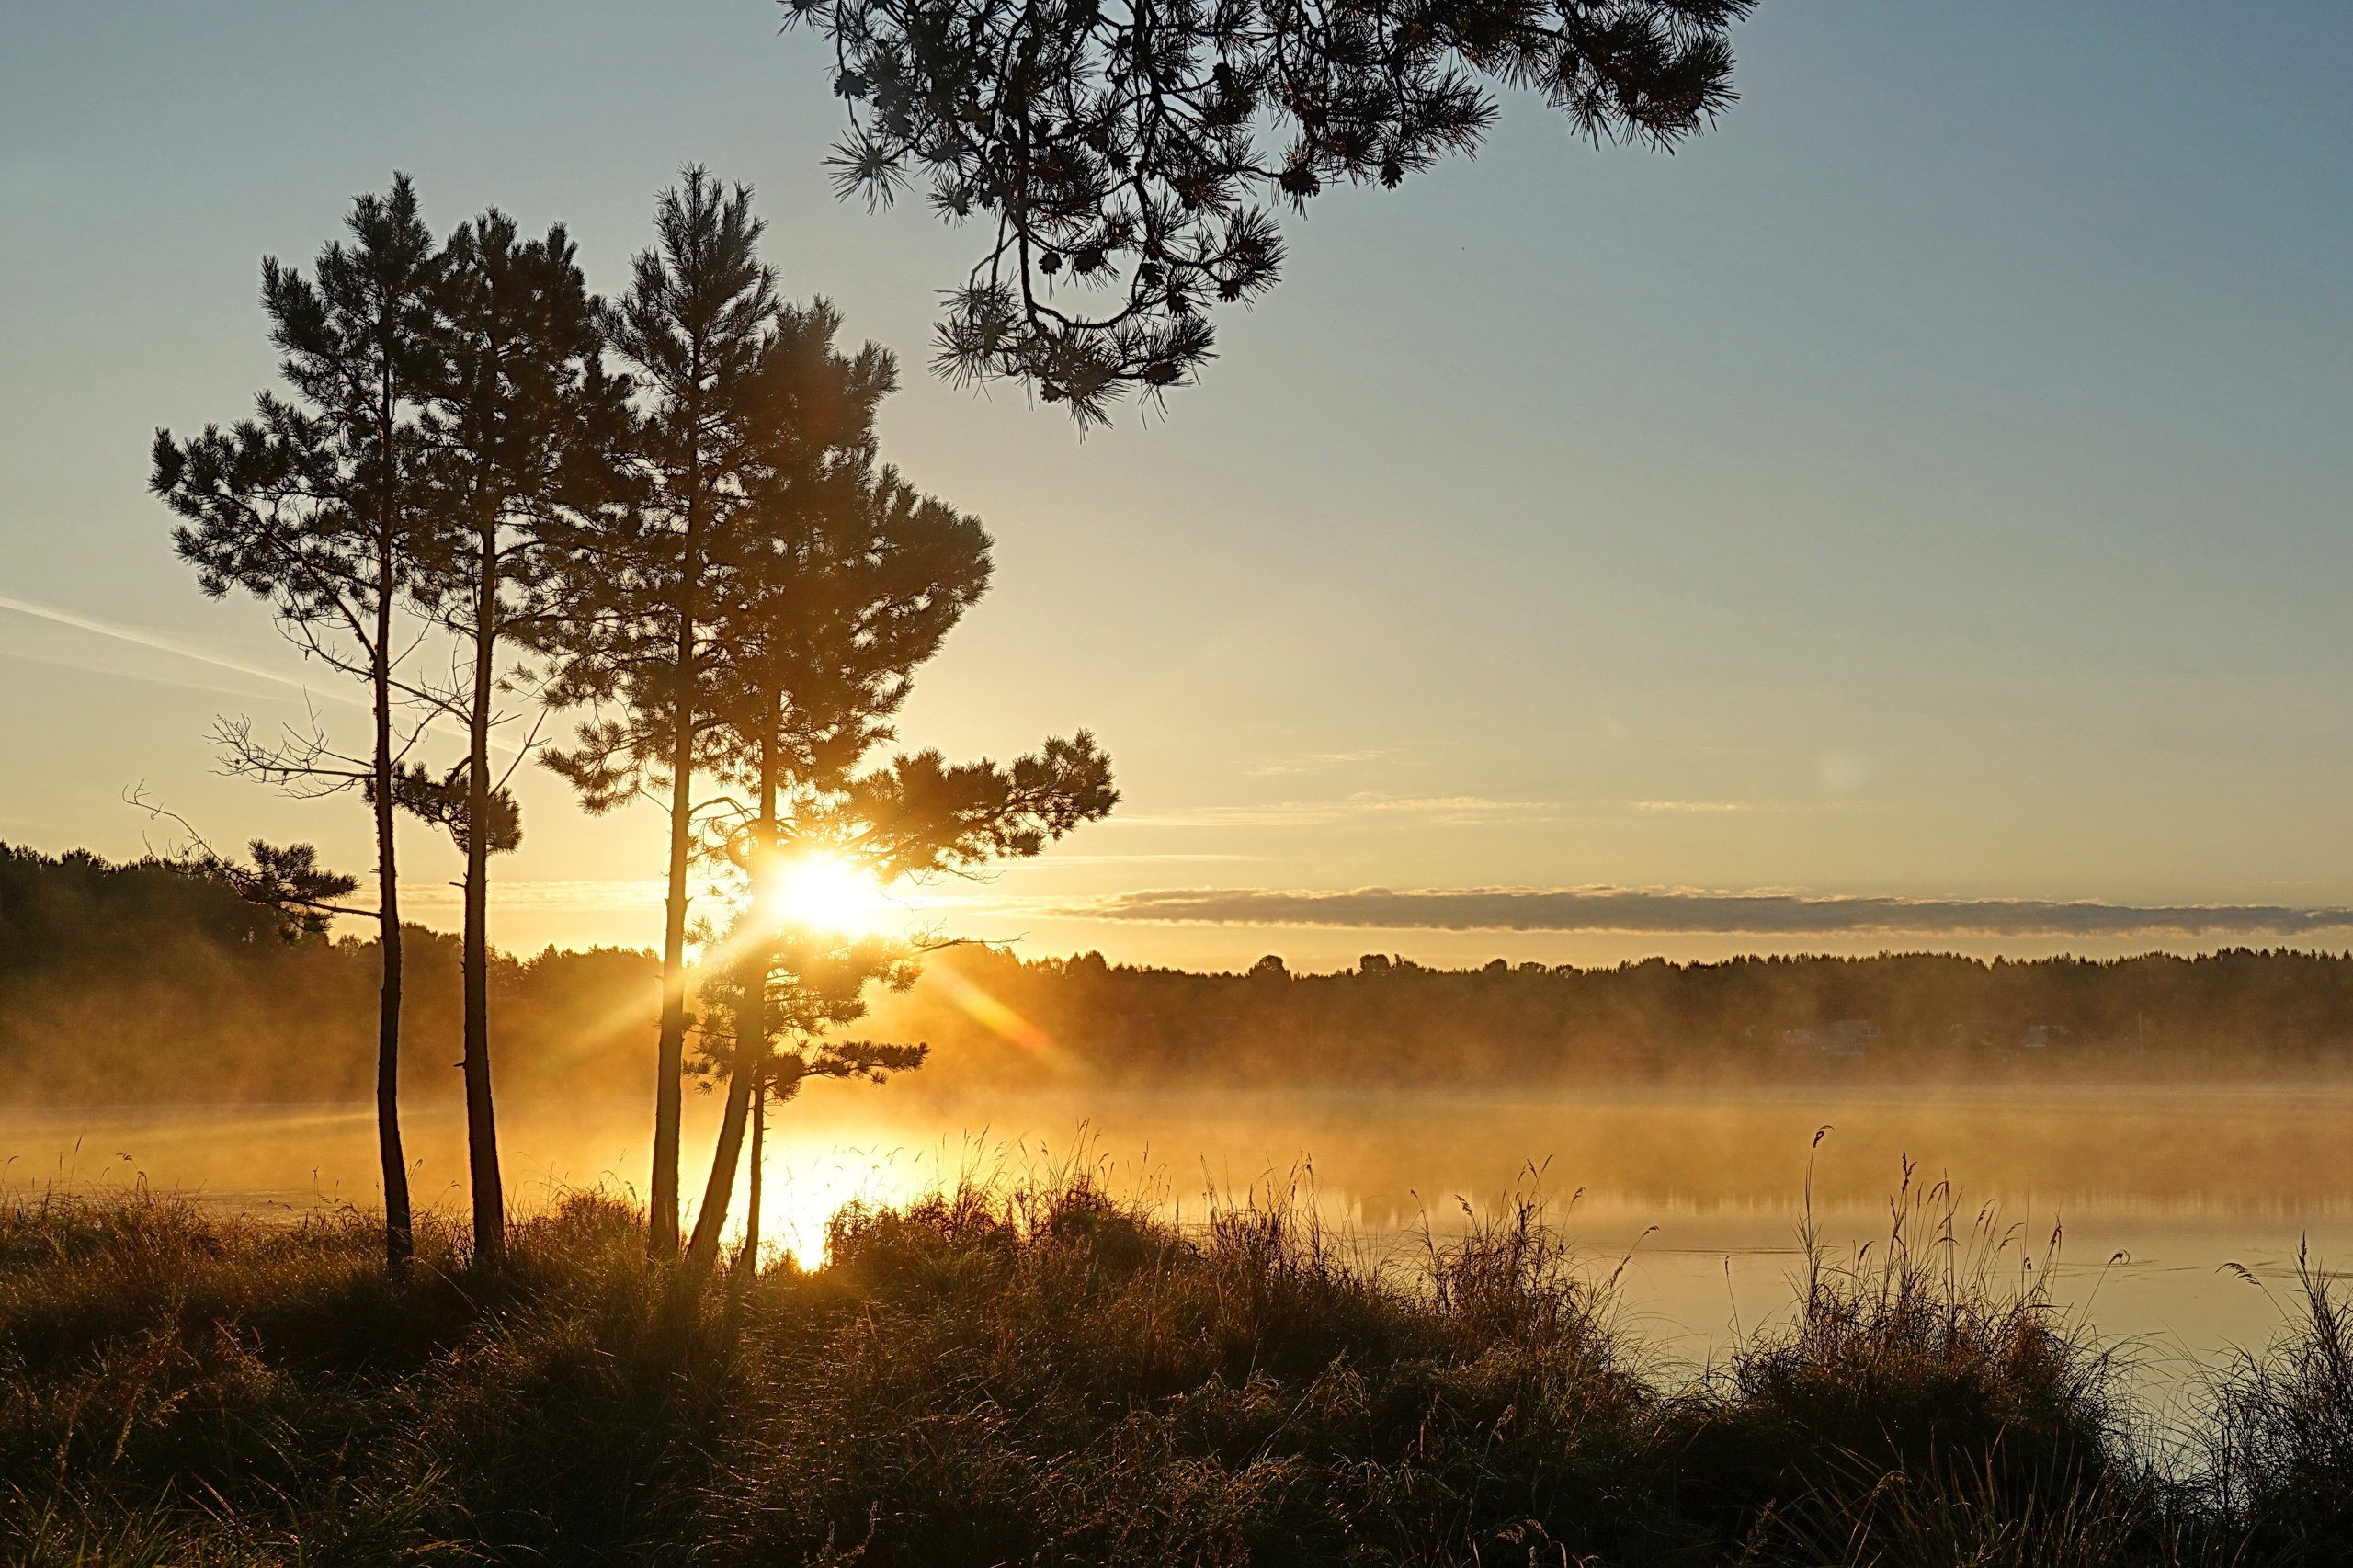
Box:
0, 594, 532, 758
1118, 794, 1552, 828
1072, 886, 2353, 938
1245, 748, 1396, 777
1021, 852, 1261, 865
1631, 800, 1870, 814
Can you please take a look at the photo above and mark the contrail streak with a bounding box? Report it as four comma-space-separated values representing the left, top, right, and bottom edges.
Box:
0, 644, 287, 704
0, 592, 532, 758
0, 592, 323, 697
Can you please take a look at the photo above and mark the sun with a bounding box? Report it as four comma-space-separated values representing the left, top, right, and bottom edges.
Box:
759, 853, 891, 937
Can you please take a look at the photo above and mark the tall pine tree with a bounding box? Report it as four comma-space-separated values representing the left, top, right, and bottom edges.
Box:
152, 176, 442, 1270
676, 323, 1110, 1281
412, 208, 622, 1269
541, 170, 876, 1262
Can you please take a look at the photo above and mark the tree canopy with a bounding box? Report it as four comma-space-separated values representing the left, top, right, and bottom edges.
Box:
786, 0, 1756, 421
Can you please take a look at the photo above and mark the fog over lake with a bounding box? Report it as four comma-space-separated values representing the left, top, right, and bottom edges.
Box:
14, 1083, 2348, 1386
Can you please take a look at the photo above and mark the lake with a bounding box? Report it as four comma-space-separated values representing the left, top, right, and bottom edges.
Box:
8, 1082, 2348, 1401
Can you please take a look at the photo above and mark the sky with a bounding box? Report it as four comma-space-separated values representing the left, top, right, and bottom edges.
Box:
2, 1, 2349, 972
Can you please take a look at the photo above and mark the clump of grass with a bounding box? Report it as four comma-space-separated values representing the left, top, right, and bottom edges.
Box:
2200, 1246, 2353, 1563
0, 1187, 727, 1565
699, 1176, 1678, 1566
1662, 1157, 2178, 1563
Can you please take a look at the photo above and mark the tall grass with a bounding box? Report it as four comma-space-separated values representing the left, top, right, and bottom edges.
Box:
703, 1179, 1676, 1565
2200, 1245, 2353, 1563
0, 1174, 2345, 1566
1665, 1158, 2188, 1564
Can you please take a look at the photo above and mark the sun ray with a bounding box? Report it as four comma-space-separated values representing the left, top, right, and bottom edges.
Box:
928, 963, 1082, 1073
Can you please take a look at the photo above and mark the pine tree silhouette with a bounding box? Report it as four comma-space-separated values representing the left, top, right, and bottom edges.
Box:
411, 208, 623, 1270
540, 170, 813, 1262
152, 175, 444, 1271
786, 0, 1755, 421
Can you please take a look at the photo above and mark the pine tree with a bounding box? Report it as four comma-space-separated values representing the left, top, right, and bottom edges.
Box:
413, 208, 621, 1269
679, 736, 1118, 1281
675, 324, 1110, 1280
151, 176, 442, 1271
540, 170, 884, 1263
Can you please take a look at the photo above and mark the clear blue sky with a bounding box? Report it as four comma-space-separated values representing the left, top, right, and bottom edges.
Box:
3, 1, 2348, 969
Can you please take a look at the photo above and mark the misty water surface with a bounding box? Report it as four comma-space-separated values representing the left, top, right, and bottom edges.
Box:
8, 1085, 2349, 1385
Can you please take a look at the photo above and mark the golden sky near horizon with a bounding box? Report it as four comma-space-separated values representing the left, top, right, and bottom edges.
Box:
4, 2, 2351, 972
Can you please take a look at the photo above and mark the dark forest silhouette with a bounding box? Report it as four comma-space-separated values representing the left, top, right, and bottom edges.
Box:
901, 944, 2353, 1083
0, 841, 656, 1106
10, 842, 2353, 1105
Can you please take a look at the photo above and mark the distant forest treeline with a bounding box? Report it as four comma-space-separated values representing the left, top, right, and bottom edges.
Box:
891, 946, 2353, 1085
0, 845, 655, 1104
7, 843, 2353, 1102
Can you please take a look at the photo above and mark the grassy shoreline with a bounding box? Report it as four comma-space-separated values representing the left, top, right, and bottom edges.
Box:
3, 1178, 2347, 1566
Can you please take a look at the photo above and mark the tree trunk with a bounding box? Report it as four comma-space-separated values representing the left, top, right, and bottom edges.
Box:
738, 1072, 766, 1278
371, 581, 413, 1273
461, 511, 505, 1270
649, 487, 704, 1265
654, 585, 696, 1261
682, 715, 776, 1283
651, 696, 692, 1262
681, 991, 757, 1280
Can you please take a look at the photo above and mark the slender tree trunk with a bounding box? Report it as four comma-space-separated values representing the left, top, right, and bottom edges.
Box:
683, 718, 775, 1282
737, 1072, 765, 1278
372, 373, 413, 1275
648, 472, 705, 1264
651, 701, 692, 1261
372, 587, 413, 1273
650, 633, 696, 1261
682, 990, 756, 1280
461, 510, 506, 1269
